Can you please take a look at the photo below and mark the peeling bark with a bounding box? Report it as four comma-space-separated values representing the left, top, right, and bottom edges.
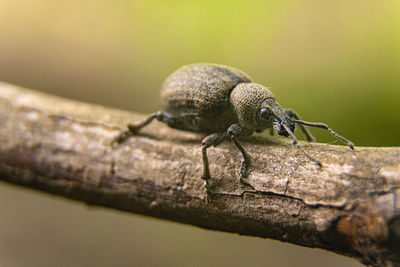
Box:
0, 82, 399, 266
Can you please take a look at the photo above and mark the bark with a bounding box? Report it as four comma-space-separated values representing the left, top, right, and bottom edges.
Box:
0, 82, 399, 266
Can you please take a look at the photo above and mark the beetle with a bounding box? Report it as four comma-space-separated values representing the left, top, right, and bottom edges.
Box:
113, 63, 354, 189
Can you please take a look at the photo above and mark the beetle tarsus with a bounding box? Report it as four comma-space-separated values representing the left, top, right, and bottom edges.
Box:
111, 129, 132, 146
348, 142, 355, 150
240, 177, 255, 190
239, 156, 251, 179
238, 153, 255, 189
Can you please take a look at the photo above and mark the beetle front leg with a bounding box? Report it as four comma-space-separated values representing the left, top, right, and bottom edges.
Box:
285, 109, 316, 142
227, 124, 254, 189
292, 120, 355, 150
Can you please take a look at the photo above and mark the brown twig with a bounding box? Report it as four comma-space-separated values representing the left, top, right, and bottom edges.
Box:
0, 82, 399, 266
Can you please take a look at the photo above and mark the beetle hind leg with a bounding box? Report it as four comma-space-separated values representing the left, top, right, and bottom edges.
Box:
112, 111, 196, 145
112, 112, 159, 145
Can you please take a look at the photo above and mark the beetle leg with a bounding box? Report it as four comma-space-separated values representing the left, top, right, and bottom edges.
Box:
227, 124, 254, 189
112, 112, 159, 145
284, 109, 316, 142
201, 133, 228, 190
153, 111, 193, 130
292, 120, 355, 150
282, 124, 322, 167
112, 111, 196, 145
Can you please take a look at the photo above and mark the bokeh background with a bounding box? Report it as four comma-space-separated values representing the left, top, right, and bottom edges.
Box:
1, 0, 399, 266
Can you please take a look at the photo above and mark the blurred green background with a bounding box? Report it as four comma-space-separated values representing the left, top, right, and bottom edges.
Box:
0, 0, 399, 266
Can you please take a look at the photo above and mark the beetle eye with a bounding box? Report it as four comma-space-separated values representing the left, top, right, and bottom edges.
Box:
260, 107, 271, 120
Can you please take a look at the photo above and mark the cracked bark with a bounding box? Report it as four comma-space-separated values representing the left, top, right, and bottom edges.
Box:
0, 82, 399, 266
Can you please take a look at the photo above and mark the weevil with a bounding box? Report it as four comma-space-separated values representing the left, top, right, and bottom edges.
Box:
113, 63, 354, 189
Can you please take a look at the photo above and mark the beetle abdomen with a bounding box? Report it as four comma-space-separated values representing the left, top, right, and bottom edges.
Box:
161, 64, 251, 118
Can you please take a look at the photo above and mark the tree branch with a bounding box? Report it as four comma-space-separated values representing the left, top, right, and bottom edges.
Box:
0, 82, 399, 266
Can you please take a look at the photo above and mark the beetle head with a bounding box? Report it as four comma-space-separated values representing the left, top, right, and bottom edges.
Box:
258, 99, 295, 137
230, 83, 295, 135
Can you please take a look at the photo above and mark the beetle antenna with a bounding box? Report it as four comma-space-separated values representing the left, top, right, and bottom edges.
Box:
292, 120, 354, 150
282, 124, 322, 167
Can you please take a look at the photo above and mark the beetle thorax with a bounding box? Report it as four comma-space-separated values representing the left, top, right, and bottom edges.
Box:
230, 83, 275, 131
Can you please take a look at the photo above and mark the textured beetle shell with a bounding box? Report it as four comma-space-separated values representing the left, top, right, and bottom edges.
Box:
230, 83, 275, 130
161, 64, 252, 132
